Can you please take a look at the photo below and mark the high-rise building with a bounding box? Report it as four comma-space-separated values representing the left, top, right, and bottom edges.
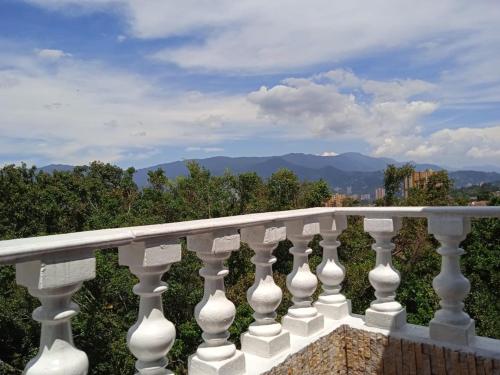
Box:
375, 187, 385, 200
403, 170, 437, 198
324, 193, 347, 207
346, 186, 352, 195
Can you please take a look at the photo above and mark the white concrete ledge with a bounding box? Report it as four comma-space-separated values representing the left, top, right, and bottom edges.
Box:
0, 228, 134, 264
1, 206, 499, 264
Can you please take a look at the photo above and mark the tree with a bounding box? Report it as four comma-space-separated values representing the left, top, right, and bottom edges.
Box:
425, 171, 452, 205
299, 179, 330, 208
266, 168, 300, 211
234, 172, 266, 214
383, 163, 414, 205
0, 161, 499, 375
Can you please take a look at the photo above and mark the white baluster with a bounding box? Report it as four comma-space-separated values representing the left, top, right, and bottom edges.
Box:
16, 250, 96, 375
240, 223, 290, 358
187, 229, 245, 375
282, 218, 324, 337
428, 215, 475, 345
314, 214, 351, 319
364, 217, 406, 329
119, 238, 181, 375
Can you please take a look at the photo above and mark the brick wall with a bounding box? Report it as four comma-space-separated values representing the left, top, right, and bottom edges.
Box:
263, 325, 500, 375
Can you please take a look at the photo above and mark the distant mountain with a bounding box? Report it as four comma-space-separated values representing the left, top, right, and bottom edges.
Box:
448, 170, 500, 187
40, 153, 500, 195
280, 152, 393, 171
39, 164, 75, 173
273, 152, 441, 172
458, 164, 500, 173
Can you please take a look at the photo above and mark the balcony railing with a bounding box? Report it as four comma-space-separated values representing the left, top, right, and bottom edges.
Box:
0, 206, 499, 374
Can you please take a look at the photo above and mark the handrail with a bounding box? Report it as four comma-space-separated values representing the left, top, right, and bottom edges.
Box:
330, 206, 500, 217
0, 206, 499, 264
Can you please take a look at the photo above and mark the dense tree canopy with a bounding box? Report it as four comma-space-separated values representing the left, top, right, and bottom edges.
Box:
0, 162, 498, 374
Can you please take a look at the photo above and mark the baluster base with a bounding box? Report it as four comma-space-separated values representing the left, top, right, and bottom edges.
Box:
365, 307, 406, 330
188, 350, 245, 375
282, 313, 324, 337
314, 299, 351, 320
429, 318, 475, 345
241, 330, 290, 358
135, 358, 173, 375
24, 340, 89, 375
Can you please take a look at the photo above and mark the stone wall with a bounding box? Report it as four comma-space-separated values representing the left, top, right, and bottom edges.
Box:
263, 326, 347, 375
263, 325, 500, 375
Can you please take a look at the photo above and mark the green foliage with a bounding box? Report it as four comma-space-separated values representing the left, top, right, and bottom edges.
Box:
383, 163, 414, 205
266, 168, 300, 210
461, 218, 500, 338
299, 179, 330, 208
452, 181, 500, 203
0, 161, 499, 374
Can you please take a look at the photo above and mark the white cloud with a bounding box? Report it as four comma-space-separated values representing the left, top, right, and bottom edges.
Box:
136, 1, 498, 79
1, 47, 499, 167
22, 1, 500, 73
404, 126, 500, 166
247, 70, 438, 141
185, 146, 224, 153
0, 51, 260, 165
23, 1, 500, 107
36, 48, 71, 59
116, 35, 127, 43
246, 70, 500, 166
320, 152, 338, 157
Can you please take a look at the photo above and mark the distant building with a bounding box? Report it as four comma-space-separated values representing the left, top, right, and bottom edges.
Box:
360, 193, 371, 201
375, 187, 385, 200
324, 193, 347, 207
403, 170, 437, 198
346, 186, 352, 195
469, 200, 489, 206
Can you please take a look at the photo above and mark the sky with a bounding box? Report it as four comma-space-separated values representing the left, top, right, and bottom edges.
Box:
1, 0, 500, 169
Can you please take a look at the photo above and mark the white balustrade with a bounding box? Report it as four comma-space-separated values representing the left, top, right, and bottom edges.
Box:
2, 206, 499, 375
282, 218, 324, 337
240, 223, 290, 358
364, 217, 406, 329
428, 215, 475, 345
187, 229, 245, 375
15, 250, 96, 375
314, 214, 351, 319
118, 238, 181, 375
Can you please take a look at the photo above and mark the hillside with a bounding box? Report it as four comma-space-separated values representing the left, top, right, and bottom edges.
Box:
41, 153, 500, 194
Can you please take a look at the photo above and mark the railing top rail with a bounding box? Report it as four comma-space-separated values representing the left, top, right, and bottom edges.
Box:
328, 206, 500, 217
0, 206, 498, 264
0, 208, 330, 264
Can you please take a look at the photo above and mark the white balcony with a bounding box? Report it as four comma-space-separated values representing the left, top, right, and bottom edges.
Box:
1, 206, 499, 374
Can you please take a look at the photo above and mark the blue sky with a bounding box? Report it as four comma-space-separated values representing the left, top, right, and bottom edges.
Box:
1, 0, 500, 169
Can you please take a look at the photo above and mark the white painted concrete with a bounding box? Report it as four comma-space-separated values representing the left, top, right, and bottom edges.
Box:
282, 218, 325, 337
187, 230, 245, 374
364, 217, 407, 330
2, 207, 499, 264
119, 238, 181, 375
428, 215, 476, 345
1, 207, 499, 374
314, 214, 351, 320
240, 223, 290, 358
16, 250, 95, 375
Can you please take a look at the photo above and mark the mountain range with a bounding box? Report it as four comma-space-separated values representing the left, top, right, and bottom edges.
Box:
41, 152, 500, 195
